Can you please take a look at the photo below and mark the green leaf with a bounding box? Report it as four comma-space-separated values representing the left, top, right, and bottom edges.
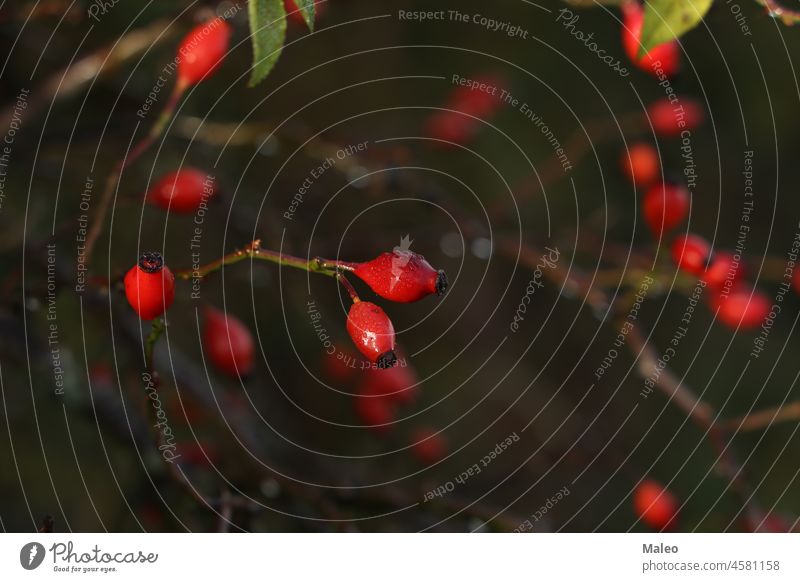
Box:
294, 0, 316, 31
637, 0, 712, 58
248, 0, 288, 87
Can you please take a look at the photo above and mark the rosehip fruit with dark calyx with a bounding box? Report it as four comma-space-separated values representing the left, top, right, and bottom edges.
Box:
621, 143, 659, 188
346, 301, 397, 368
177, 17, 232, 87
203, 306, 256, 377
411, 428, 447, 464
148, 168, 213, 214
124, 252, 175, 320
621, 2, 680, 78
349, 249, 448, 303
647, 97, 704, 137
643, 182, 689, 237
671, 234, 710, 276
633, 479, 679, 530
711, 286, 770, 330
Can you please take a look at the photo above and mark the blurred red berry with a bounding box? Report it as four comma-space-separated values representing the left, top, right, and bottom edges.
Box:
360, 361, 419, 406
702, 252, 743, 289
621, 143, 659, 188
713, 286, 770, 330
647, 97, 704, 137
177, 18, 232, 87
148, 168, 213, 214
124, 252, 175, 320
633, 479, 679, 530
411, 428, 447, 464
203, 306, 256, 377
621, 2, 680, 78
285, 0, 325, 26
322, 347, 359, 383
354, 389, 394, 433
643, 182, 689, 237
450, 74, 505, 118
672, 234, 710, 276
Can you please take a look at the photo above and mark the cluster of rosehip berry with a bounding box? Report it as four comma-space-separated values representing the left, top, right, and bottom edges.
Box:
620, 95, 778, 330
116, 13, 452, 472
121, 16, 449, 377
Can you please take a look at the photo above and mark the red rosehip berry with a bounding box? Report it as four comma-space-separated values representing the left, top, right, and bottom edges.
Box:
642, 182, 689, 237
346, 301, 397, 367
203, 306, 256, 377
621, 2, 680, 78
124, 252, 175, 320
147, 168, 213, 214
285, 0, 325, 26
647, 97, 705, 137
354, 384, 395, 433
177, 17, 232, 87
360, 360, 419, 405
671, 234, 710, 276
712, 286, 770, 330
322, 346, 359, 383
350, 250, 448, 303
702, 252, 743, 289
450, 74, 505, 118
425, 111, 478, 145
411, 428, 447, 464
621, 143, 659, 188
633, 479, 679, 530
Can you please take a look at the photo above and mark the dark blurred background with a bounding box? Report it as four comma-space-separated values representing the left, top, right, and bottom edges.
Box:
1, 0, 799, 532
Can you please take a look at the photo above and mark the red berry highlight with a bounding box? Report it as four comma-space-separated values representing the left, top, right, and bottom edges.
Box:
647, 97, 704, 137
147, 168, 213, 214
177, 18, 232, 87
124, 252, 175, 320
346, 301, 396, 367
621, 2, 680, 78
621, 143, 659, 188
642, 182, 689, 237
203, 306, 256, 377
411, 428, 447, 464
350, 249, 448, 303
671, 234, 710, 276
633, 479, 679, 530
712, 286, 770, 330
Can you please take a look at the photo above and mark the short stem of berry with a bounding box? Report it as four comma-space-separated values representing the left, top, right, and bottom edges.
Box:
145, 317, 167, 371
316, 259, 357, 272
173, 240, 340, 280
336, 273, 360, 302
